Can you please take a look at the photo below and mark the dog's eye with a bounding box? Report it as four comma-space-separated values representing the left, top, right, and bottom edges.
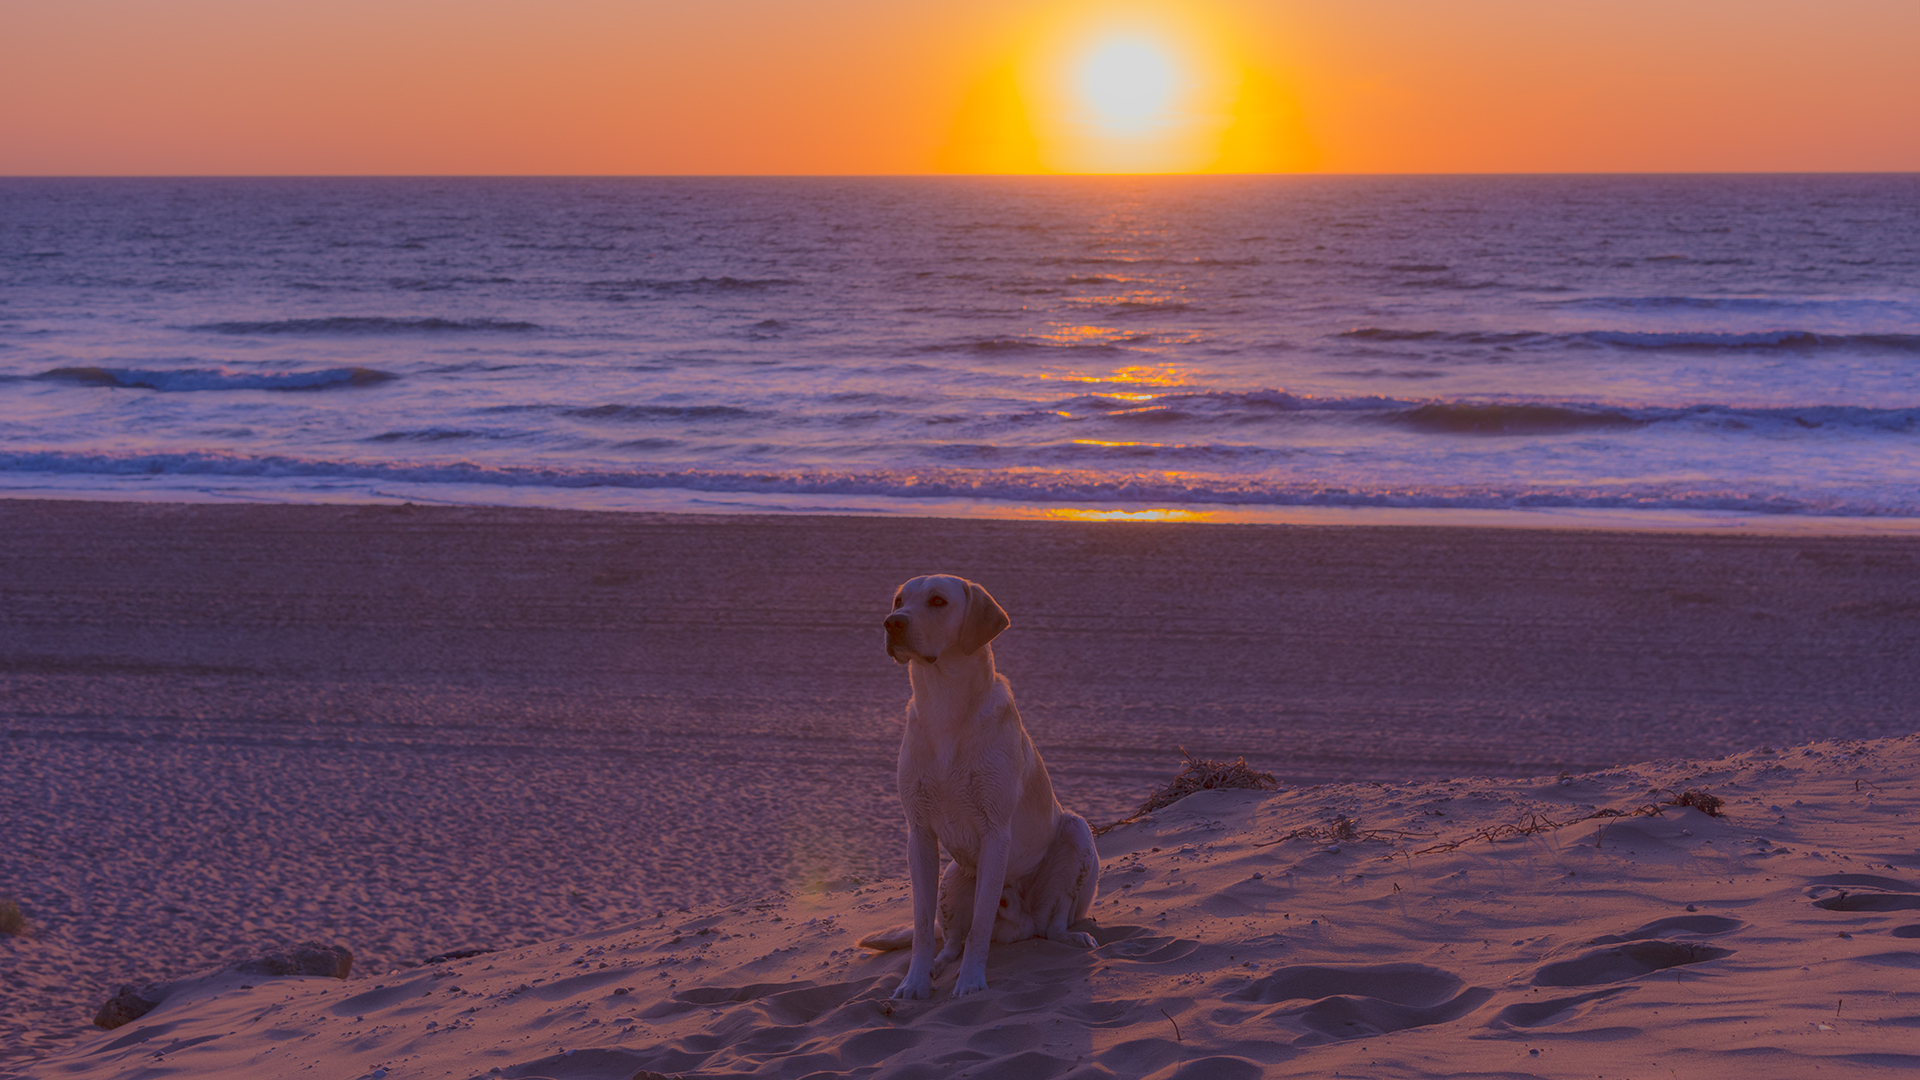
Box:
892, 596, 903, 609
928, 595, 947, 607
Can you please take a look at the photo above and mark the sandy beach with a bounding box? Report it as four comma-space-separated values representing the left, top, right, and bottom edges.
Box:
4, 499, 1919, 1076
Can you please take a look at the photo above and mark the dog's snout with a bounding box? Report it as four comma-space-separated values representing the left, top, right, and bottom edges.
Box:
883, 612, 908, 635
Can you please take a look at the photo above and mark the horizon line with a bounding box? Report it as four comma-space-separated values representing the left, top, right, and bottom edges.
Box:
5, 170, 1918, 180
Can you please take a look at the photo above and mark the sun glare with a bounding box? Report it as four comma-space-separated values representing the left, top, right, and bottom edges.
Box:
1077, 37, 1177, 133
1029, 9, 1242, 173
938, 5, 1306, 174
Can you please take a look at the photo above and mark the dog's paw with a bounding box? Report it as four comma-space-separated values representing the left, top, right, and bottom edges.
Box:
891, 975, 934, 1001
1057, 930, 1097, 949
950, 970, 989, 998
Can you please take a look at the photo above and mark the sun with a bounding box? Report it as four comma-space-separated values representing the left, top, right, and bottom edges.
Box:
937, 4, 1307, 174
1076, 36, 1179, 134
1028, 9, 1242, 174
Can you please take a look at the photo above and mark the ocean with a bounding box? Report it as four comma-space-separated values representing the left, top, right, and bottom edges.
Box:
3, 175, 1916, 529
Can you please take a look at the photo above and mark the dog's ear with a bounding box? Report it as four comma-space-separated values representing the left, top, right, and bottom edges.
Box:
958, 580, 1009, 655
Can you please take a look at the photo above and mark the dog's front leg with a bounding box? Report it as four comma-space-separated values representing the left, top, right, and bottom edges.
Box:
951, 825, 1011, 997
892, 824, 941, 1000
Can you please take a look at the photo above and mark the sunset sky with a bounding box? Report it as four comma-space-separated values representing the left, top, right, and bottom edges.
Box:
3, 0, 1916, 175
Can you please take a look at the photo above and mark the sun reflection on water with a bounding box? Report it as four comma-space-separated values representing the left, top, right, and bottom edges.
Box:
1041, 507, 1213, 522
1032, 324, 1146, 347
1034, 362, 1193, 391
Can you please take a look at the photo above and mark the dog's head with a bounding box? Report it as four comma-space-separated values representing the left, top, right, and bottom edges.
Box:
883, 575, 1009, 665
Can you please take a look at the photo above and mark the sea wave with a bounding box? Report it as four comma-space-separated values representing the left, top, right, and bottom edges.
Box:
587, 277, 800, 295
1391, 402, 1644, 435
920, 335, 1154, 354
1339, 327, 1920, 352
483, 403, 761, 422
193, 316, 540, 335
364, 428, 532, 443
562, 404, 760, 422
1552, 295, 1913, 315
1584, 330, 1920, 351
1339, 328, 1549, 346
1051, 391, 1919, 435
34, 366, 397, 391
1046, 390, 1408, 424
2, 451, 1912, 517
1377, 399, 1918, 436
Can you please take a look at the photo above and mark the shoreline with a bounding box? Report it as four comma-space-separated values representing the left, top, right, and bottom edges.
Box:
8, 486, 1920, 537
3, 497, 1918, 1070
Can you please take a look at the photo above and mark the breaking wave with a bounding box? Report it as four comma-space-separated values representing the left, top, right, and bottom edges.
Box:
1392, 402, 1645, 435
1, 451, 1910, 518
1049, 391, 1920, 436
1583, 330, 1920, 351
1382, 400, 1919, 436
1340, 327, 1920, 352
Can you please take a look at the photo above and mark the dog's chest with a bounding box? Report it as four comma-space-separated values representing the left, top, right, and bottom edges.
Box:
901, 758, 1008, 853
898, 676, 1023, 853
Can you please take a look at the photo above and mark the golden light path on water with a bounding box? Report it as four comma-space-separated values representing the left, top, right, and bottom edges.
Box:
1041, 508, 1213, 522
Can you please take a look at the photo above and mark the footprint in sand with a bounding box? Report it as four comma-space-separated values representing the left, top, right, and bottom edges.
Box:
1586, 913, 1743, 943
1218, 962, 1493, 1046
1488, 986, 1634, 1030
1530, 940, 1733, 988
1488, 914, 1743, 1032
1528, 911, 1742, 992
1806, 872, 1920, 912
1804, 873, 1920, 978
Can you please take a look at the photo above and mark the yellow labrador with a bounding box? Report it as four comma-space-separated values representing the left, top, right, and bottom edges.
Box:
859, 575, 1099, 999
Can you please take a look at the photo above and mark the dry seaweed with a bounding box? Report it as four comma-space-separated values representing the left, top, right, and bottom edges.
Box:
1409, 787, 1728, 855
1094, 749, 1277, 834
0, 897, 28, 938
1133, 747, 1278, 814
1252, 815, 1423, 848
1664, 788, 1725, 817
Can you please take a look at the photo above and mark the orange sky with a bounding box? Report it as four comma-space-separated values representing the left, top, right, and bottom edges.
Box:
2, 0, 1916, 175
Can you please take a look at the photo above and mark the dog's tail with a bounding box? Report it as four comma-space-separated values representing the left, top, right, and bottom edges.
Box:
855, 924, 916, 951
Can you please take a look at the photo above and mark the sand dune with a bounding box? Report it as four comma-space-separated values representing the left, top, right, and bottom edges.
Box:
24, 734, 1920, 1079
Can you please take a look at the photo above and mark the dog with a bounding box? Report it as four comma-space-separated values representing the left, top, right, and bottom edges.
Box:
857, 575, 1099, 999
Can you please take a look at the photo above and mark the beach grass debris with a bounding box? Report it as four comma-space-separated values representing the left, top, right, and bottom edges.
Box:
1411, 787, 1728, 855
1664, 788, 1726, 817
0, 897, 27, 937
1133, 747, 1278, 813
1253, 815, 1422, 848
1096, 748, 1278, 833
